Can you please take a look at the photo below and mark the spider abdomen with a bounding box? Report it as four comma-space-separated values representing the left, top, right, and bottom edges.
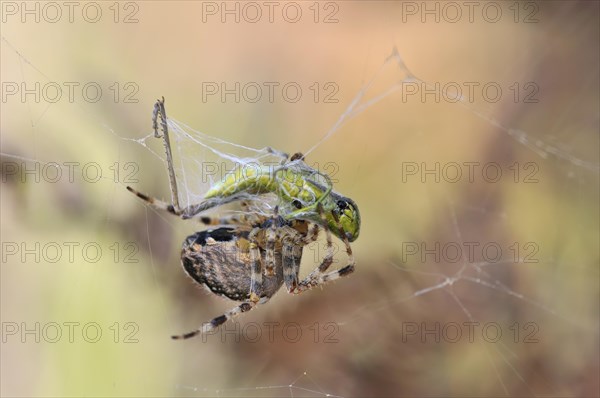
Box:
181, 228, 284, 301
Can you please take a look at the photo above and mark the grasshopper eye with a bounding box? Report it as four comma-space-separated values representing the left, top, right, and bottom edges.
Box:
292, 199, 303, 209
337, 200, 349, 211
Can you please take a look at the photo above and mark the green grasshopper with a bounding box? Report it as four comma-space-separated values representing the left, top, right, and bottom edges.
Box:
203, 153, 361, 242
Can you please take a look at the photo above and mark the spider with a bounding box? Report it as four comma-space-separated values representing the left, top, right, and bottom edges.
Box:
127, 98, 359, 339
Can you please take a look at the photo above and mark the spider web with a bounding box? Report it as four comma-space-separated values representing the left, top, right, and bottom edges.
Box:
1, 3, 599, 396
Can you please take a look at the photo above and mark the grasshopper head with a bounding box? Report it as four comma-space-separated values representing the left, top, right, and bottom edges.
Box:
329, 196, 360, 242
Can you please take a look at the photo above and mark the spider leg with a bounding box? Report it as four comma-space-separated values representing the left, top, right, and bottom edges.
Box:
182, 197, 260, 221
282, 240, 302, 291
303, 224, 321, 244
291, 250, 355, 294
179, 195, 255, 219
126, 186, 179, 215
126, 185, 255, 219
281, 224, 319, 292
264, 206, 279, 276
171, 297, 269, 340
198, 213, 267, 226
247, 227, 264, 303
315, 206, 335, 273
289, 206, 356, 294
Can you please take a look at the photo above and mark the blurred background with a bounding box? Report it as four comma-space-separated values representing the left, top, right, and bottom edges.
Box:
1, 1, 598, 397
